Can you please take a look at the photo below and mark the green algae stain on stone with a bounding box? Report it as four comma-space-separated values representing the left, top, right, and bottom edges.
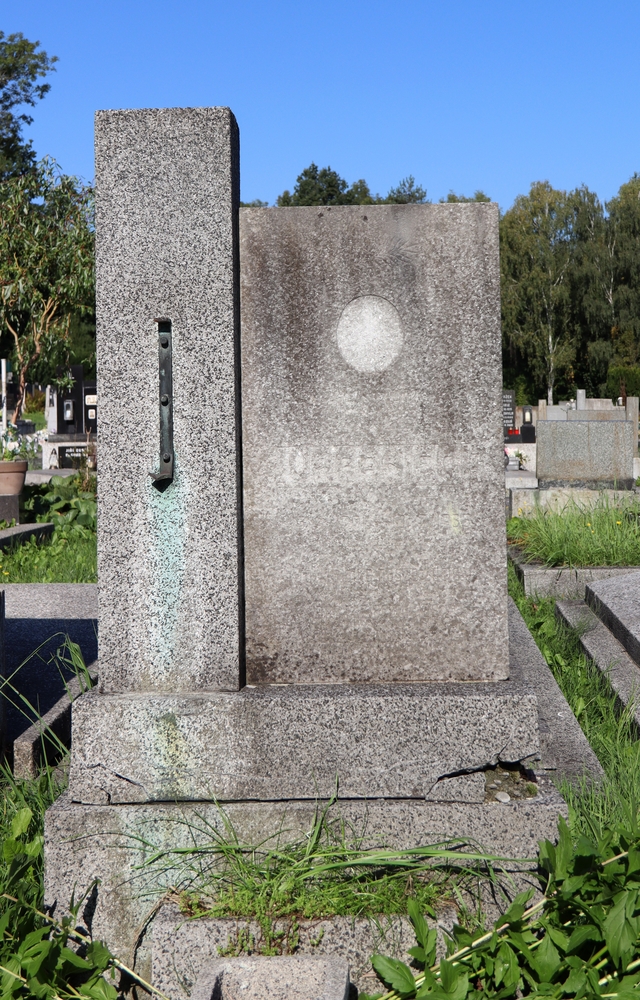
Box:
151, 710, 190, 797
145, 460, 189, 687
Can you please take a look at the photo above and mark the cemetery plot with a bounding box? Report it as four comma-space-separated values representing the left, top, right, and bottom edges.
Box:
507, 496, 640, 597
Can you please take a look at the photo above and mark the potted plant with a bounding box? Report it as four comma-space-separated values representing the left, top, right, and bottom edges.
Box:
0, 437, 28, 495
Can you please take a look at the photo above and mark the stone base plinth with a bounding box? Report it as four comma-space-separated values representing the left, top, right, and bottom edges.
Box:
45, 788, 565, 981
68, 683, 540, 805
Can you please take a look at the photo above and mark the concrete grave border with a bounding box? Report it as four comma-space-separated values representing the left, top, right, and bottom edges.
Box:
508, 546, 639, 599
0, 522, 54, 552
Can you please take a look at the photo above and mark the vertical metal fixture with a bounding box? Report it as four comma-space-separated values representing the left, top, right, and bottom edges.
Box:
149, 319, 174, 486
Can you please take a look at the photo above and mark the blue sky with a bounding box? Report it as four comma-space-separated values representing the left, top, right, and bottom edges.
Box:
5, 0, 640, 209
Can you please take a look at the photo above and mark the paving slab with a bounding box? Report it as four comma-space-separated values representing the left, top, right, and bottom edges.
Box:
585, 572, 640, 667
508, 546, 638, 599
0, 584, 97, 754
556, 599, 640, 731
190, 956, 350, 1000
508, 598, 603, 780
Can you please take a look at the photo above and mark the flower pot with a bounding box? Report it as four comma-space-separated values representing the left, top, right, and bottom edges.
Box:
0, 460, 28, 495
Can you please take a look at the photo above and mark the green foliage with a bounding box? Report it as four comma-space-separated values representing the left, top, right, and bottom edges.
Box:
366, 819, 640, 1000
23, 389, 45, 414
606, 365, 640, 401
385, 176, 428, 204
507, 496, 640, 567
156, 803, 506, 929
0, 159, 94, 420
500, 181, 578, 405
22, 472, 97, 531
277, 163, 375, 206
608, 175, 640, 365
276, 163, 429, 207
0, 530, 97, 583
440, 191, 490, 203
67, 314, 96, 379
240, 198, 269, 207
0, 32, 57, 180
0, 474, 97, 582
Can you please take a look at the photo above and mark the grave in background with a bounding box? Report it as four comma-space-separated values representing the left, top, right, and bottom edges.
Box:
42, 365, 98, 471
44, 107, 569, 977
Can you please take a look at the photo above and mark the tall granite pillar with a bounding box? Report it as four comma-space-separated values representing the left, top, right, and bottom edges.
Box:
95, 107, 243, 695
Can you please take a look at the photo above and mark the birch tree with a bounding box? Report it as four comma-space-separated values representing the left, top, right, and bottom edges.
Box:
501, 181, 577, 404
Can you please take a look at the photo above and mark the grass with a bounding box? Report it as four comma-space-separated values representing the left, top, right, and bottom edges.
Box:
139, 803, 514, 936
0, 529, 96, 582
508, 561, 640, 836
0, 472, 97, 583
20, 410, 47, 431
507, 494, 640, 566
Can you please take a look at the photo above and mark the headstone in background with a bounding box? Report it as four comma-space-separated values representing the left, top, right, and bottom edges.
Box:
502, 389, 515, 440
241, 204, 508, 683
55, 365, 85, 436
537, 420, 635, 489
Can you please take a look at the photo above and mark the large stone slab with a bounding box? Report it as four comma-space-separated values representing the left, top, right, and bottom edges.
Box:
508, 598, 603, 780
240, 203, 507, 683
536, 420, 635, 489
95, 107, 242, 694
507, 547, 639, 599
67, 684, 539, 803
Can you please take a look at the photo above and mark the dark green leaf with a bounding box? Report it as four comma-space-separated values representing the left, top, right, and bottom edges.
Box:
372, 954, 417, 995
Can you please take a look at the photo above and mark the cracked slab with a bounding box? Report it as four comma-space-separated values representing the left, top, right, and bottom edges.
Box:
68, 684, 539, 804
44, 787, 565, 981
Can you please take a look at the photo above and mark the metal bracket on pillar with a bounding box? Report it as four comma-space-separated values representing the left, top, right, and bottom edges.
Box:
149, 319, 174, 488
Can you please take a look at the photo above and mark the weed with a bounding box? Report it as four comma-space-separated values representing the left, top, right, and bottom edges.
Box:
0, 530, 96, 583
0, 473, 97, 583
365, 818, 640, 999
133, 797, 521, 954
507, 494, 640, 566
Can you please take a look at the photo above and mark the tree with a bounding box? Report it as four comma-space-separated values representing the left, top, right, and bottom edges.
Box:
385, 175, 428, 203
607, 174, 640, 367
441, 190, 490, 203
566, 185, 615, 394
500, 181, 577, 405
0, 159, 94, 421
0, 32, 57, 179
277, 163, 374, 205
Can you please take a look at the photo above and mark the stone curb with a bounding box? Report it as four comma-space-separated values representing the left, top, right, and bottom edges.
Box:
508, 598, 603, 781
555, 600, 640, 733
12, 664, 97, 779
0, 522, 54, 552
189, 955, 350, 1000
585, 573, 640, 668
508, 546, 639, 599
